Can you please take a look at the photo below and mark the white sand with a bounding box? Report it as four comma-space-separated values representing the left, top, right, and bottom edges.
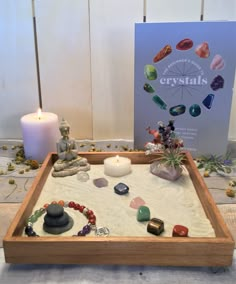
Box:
28, 164, 215, 238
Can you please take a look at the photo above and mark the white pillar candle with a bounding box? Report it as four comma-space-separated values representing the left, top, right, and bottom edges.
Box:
21, 110, 59, 162
104, 155, 132, 177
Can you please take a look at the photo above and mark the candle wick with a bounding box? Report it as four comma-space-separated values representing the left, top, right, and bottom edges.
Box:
116, 155, 119, 164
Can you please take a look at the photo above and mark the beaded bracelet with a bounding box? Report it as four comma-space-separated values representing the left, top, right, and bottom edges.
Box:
25, 200, 97, 237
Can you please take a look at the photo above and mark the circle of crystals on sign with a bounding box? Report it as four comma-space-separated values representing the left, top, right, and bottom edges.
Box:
77, 171, 89, 182
95, 227, 110, 237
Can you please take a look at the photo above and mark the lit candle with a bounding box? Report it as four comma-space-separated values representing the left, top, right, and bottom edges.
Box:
21, 109, 60, 162
104, 155, 132, 177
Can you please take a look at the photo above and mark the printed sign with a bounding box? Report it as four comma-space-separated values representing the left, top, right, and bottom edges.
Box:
134, 21, 236, 157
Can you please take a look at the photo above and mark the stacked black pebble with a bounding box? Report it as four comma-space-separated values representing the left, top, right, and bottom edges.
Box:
43, 203, 74, 234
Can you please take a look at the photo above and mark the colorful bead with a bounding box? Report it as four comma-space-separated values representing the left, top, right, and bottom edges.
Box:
83, 208, 89, 215
79, 205, 85, 213
82, 225, 91, 234
28, 214, 38, 223
58, 200, 65, 207
34, 210, 42, 218
77, 230, 86, 236
68, 201, 75, 208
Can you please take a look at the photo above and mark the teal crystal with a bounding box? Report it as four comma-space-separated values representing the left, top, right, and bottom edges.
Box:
137, 205, 151, 222
144, 65, 157, 80
189, 104, 201, 117
152, 95, 167, 110
143, 83, 155, 93
169, 104, 186, 116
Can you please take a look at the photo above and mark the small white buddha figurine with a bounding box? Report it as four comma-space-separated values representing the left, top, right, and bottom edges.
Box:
52, 118, 90, 177
57, 118, 78, 161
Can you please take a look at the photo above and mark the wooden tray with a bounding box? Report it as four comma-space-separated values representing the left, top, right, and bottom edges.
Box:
3, 152, 235, 266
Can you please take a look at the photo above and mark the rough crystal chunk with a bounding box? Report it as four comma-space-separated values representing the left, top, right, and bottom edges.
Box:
210, 75, 224, 91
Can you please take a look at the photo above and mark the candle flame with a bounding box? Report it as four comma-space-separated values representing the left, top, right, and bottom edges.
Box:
37, 108, 42, 120
116, 155, 119, 163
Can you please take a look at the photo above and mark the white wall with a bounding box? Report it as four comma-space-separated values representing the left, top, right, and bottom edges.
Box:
0, 0, 236, 140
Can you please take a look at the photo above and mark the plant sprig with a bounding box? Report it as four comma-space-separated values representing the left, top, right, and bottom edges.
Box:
196, 153, 233, 175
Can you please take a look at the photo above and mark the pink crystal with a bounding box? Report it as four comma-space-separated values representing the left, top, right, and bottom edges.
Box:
129, 197, 146, 209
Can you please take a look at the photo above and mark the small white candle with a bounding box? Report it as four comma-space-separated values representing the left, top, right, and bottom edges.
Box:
104, 155, 132, 177
21, 109, 60, 162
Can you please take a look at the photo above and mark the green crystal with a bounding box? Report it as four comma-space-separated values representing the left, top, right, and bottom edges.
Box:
137, 206, 151, 222
143, 83, 155, 93
144, 65, 157, 80
28, 214, 38, 223
34, 210, 42, 218
152, 95, 167, 110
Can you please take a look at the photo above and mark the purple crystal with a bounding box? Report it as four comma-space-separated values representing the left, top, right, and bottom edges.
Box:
82, 225, 91, 234
210, 75, 224, 91
93, 178, 108, 188
25, 225, 34, 235
77, 230, 86, 236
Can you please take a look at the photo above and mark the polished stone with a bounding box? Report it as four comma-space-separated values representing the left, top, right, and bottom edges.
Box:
172, 224, 189, 237
93, 177, 108, 188
43, 204, 74, 234
114, 182, 129, 195
44, 212, 70, 227
46, 204, 64, 217
147, 218, 164, 236
137, 206, 150, 222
